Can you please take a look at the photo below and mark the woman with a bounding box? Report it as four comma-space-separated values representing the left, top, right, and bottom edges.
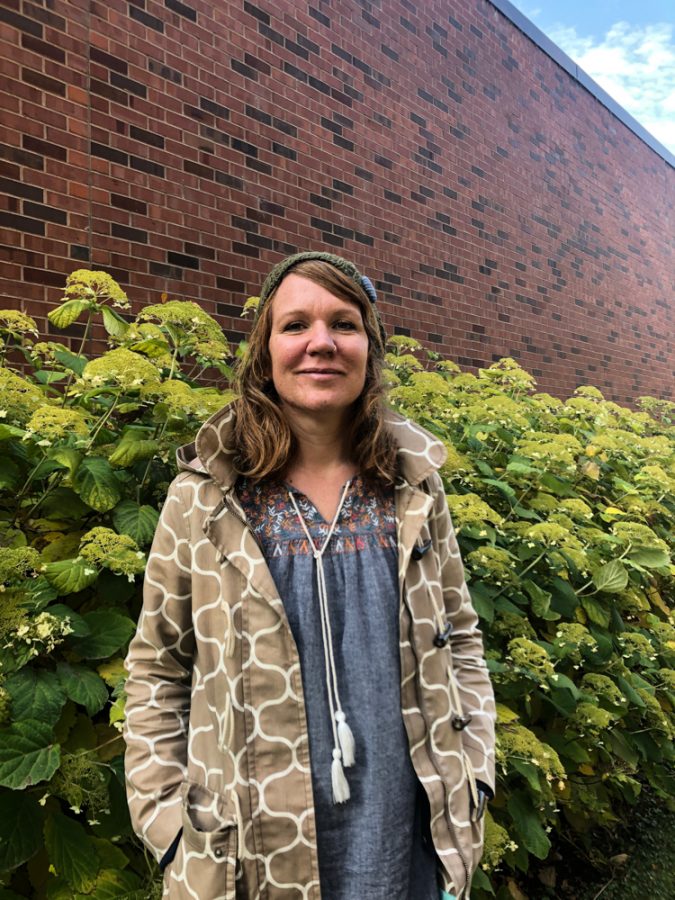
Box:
124, 251, 496, 900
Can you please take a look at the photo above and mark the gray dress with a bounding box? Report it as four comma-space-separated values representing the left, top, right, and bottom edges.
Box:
238, 475, 438, 900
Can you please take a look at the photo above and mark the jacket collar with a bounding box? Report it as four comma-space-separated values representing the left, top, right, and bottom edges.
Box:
177, 401, 447, 491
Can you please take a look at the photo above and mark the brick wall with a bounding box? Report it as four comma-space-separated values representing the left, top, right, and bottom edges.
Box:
1, 0, 673, 403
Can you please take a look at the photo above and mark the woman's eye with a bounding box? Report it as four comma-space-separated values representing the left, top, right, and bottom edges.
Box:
334, 320, 357, 330
282, 321, 305, 331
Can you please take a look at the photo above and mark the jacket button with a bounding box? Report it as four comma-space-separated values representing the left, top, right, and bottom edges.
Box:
433, 622, 453, 647
214, 848, 223, 859
412, 539, 432, 560
451, 713, 473, 731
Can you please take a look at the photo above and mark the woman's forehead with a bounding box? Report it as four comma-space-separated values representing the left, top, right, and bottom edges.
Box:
271, 273, 362, 316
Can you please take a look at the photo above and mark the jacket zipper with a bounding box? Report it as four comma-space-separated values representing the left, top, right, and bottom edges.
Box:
401, 584, 471, 895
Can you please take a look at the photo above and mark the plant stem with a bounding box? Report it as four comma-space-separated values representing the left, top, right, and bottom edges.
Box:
86, 395, 119, 450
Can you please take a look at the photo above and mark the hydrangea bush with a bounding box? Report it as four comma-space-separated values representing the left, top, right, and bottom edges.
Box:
0, 275, 673, 898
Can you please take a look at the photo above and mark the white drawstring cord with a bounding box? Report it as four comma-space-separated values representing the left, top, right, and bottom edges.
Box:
289, 482, 355, 803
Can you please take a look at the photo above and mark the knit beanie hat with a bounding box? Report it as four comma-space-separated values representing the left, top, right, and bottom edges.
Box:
257, 251, 386, 351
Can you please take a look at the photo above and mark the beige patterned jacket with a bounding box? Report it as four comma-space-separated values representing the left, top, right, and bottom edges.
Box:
124, 403, 496, 900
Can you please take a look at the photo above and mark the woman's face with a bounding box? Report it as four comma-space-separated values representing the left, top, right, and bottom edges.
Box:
267, 273, 369, 423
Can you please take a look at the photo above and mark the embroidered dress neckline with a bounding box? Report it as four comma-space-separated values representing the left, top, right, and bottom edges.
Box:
283, 475, 359, 526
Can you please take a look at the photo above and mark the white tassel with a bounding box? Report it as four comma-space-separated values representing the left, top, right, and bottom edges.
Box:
335, 710, 355, 767
331, 749, 350, 803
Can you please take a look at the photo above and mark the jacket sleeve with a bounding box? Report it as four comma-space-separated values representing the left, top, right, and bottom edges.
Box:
124, 476, 195, 861
428, 471, 497, 795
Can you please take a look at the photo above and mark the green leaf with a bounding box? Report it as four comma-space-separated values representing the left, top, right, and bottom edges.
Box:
54, 348, 87, 375
481, 478, 517, 500
467, 581, 495, 624
41, 487, 91, 521
471, 867, 495, 894
506, 456, 538, 476
44, 809, 100, 892
581, 595, 611, 628
51, 448, 82, 475
617, 675, 646, 709
0, 457, 22, 491
108, 438, 159, 468
0, 789, 44, 870
523, 579, 558, 620
43, 557, 99, 596
539, 473, 577, 497
548, 576, 579, 617
0, 720, 61, 789
72, 610, 135, 660
593, 560, 628, 593
0, 423, 25, 440
510, 758, 542, 793
48, 603, 90, 639
74, 457, 122, 512
507, 789, 552, 859
5, 667, 67, 726
606, 730, 639, 768
547, 733, 590, 764
551, 673, 581, 699
34, 370, 67, 385
57, 662, 109, 716
101, 306, 129, 339
80, 869, 144, 899
48, 299, 90, 330
112, 500, 159, 547
627, 547, 670, 568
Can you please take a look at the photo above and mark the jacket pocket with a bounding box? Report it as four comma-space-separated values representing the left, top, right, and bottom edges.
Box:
164, 782, 239, 900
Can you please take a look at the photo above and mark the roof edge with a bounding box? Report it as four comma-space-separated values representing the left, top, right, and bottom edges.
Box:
488, 0, 675, 169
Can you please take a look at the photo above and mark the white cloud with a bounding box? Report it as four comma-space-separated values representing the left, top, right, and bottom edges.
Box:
547, 21, 675, 154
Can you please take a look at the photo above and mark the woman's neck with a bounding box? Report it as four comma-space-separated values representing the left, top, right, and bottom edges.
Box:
283, 407, 355, 478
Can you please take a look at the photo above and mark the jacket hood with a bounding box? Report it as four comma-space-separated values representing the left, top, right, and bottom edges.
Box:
176, 400, 447, 490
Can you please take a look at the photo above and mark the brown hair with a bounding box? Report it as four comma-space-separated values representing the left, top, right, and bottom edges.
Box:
232, 259, 397, 483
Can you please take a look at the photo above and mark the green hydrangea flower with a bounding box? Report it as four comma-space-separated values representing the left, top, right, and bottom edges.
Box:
481, 811, 515, 871
387, 334, 423, 354
0, 310, 38, 337
478, 357, 536, 392
553, 623, 598, 662
63, 269, 129, 308
80, 527, 145, 578
4, 610, 73, 661
612, 522, 670, 555
0, 685, 10, 725
559, 499, 594, 522
658, 668, 675, 692
580, 674, 624, 708
508, 637, 555, 679
25, 405, 89, 441
446, 493, 502, 531
496, 721, 566, 784
0, 547, 40, 585
435, 359, 461, 376
490, 612, 537, 641
570, 702, 616, 736
619, 632, 657, 663
385, 353, 424, 373
574, 385, 605, 401
524, 522, 579, 548
528, 493, 559, 513
82, 348, 161, 390
50, 753, 110, 817
139, 300, 227, 345
467, 546, 518, 587
440, 443, 475, 480
0, 368, 43, 426
141, 380, 229, 420
636, 688, 673, 737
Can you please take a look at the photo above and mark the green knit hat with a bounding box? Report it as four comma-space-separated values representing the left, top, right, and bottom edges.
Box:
257, 251, 386, 351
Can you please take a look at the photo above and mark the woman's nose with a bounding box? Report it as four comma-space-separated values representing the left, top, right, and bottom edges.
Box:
307, 322, 336, 354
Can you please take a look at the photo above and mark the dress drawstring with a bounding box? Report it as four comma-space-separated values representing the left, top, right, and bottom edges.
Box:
288, 482, 355, 804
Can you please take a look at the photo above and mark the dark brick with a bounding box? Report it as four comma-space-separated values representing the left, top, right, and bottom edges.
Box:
321, 117, 341, 135
0, 178, 43, 202
334, 135, 354, 151
130, 125, 164, 148
354, 167, 373, 181
384, 190, 401, 203
272, 142, 296, 160
310, 193, 331, 209
381, 44, 398, 62
232, 241, 259, 258
309, 75, 330, 95
23, 202, 67, 225
259, 199, 285, 217
183, 160, 213, 178
21, 33, 65, 63
217, 302, 243, 317
0, 212, 44, 235
167, 251, 199, 269
165, 0, 197, 21
285, 38, 309, 61
246, 233, 273, 249
273, 118, 296, 137
332, 179, 353, 195
90, 46, 127, 74
185, 242, 215, 259
243, 1, 269, 25
24, 267, 63, 286
374, 155, 392, 169
90, 78, 129, 105
232, 138, 257, 158
217, 277, 246, 292
111, 193, 147, 214
111, 223, 148, 243
148, 58, 182, 83
200, 97, 229, 120
21, 67, 66, 96
111, 72, 147, 98
0, 7, 42, 37
309, 6, 330, 27
71, 244, 90, 261
91, 142, 128, 165
215, 171, 244, 190
129, 6, 164, 32
245, 158, 271, 174
258, 23, 283, 45
246, 105, 271, 125
130, 156, 164, 177
232, 59, 258, 80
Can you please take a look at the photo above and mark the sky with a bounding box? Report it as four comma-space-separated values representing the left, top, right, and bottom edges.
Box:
508, 0, 675, 156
